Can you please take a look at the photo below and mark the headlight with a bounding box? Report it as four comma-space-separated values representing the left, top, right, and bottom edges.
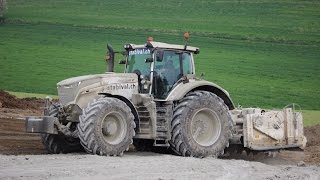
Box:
63, 81, 81, 89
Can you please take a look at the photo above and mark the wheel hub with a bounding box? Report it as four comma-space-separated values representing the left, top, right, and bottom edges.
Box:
190, 108, 221, 147
103, 121, 117, 136
192, 119, 208, 139
101, 112, 127, 145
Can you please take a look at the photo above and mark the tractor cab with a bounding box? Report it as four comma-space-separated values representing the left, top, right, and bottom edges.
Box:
124, 41, 199, 99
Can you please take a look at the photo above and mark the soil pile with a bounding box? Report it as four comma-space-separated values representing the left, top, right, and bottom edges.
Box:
305, 125, 320, 147
304, 125, 320, 165
0, 90, 43, 110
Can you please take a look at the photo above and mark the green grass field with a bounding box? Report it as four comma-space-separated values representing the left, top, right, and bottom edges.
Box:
301, 110, 320, 126
0, 0, 319, 113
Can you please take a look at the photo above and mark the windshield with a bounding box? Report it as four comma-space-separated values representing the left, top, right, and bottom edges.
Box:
126, 48, 151, 77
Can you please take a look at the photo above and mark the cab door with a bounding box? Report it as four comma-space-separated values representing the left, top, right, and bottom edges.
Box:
152, 50, 194, 99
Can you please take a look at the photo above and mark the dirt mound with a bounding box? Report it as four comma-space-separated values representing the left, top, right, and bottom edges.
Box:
304, 125, 320, 164
0, 90, 43, 110
305, 125, 320, 147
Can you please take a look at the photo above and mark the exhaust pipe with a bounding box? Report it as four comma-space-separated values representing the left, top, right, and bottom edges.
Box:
106, 44, 115, 72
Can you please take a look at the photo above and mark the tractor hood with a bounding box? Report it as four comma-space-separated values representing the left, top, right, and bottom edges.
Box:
57, 73, 138, 108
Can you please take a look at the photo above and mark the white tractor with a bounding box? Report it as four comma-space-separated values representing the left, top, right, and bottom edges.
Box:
26, 36, 306, 157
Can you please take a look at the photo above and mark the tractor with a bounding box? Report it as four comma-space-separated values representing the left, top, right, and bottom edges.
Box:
26, 36, 306, 157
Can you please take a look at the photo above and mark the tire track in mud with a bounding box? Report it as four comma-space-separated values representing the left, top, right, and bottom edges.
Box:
0, 118, 46, 155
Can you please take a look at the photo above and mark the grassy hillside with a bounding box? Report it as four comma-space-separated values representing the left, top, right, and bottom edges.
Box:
0, 0, 319, 110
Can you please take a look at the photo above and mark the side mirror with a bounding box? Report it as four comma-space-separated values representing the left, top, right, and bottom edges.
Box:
156, 50, 164, 62
145, 57, 154, 63
119, 60, 126, 64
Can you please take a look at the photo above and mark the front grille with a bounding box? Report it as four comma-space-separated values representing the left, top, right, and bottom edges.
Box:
57, 86, 76, 105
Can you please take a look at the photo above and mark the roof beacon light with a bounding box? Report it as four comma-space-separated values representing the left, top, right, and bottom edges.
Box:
184, 32, 190, 40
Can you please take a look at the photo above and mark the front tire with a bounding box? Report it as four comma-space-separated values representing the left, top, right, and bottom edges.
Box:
41, 133, 83, 154
170, 91, 233, 157
78, 98, 135, 156
40, 104, 83, 154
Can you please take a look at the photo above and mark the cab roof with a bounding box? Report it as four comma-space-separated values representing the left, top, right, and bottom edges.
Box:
125, 41, 200, 54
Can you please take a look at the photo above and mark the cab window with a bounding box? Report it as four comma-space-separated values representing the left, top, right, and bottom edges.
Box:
153, 50, 193, 99
126, 48, 151, 77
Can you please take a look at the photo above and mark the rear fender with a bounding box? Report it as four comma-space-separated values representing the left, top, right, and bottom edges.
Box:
165, 80, 235, 110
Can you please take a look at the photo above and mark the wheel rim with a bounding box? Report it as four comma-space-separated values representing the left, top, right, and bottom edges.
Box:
101, 111, 127, 145
190, 108, 221, 146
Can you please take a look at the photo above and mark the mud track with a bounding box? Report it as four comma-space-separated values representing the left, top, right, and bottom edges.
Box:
0, 90, 319, 179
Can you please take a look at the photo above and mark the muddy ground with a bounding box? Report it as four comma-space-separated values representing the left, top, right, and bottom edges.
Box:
0, 90, 319, 179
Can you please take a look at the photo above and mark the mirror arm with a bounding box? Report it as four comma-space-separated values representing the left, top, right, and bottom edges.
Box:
106, 44, 115, 72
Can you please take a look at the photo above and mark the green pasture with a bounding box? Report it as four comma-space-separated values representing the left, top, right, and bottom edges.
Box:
7, 0, 320, 43
0, 0, 319, 113
302, 110, 320, 127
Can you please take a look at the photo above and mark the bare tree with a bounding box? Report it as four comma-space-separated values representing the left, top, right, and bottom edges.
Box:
0, 0, 7, 22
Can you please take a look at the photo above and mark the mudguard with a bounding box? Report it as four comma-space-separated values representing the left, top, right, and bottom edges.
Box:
165, 79, 235, 110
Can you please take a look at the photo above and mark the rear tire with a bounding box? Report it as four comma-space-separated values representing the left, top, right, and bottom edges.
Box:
78, 98, 135, 156
170, 91, 233, 157
40, 104, 83, 154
